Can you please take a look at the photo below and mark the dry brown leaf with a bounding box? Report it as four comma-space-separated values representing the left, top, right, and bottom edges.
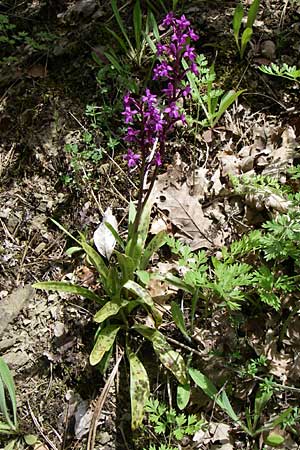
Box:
151, 177, 213, 250
217, 150, 240, 177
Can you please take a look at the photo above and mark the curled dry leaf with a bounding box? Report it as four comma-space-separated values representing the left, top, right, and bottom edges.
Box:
93, 207, 118, 260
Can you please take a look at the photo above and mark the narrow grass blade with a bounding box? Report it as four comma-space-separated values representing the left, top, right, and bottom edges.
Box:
51, 218, 81, 245
105, 223, 125, 250
127, 347, 150, 430
33, 281, 103, 304
106, 27, 128, 53
189, 367, 240, 423
213, 89, 244, 127
111, 0, 134, 52
104, 51, 124, 73
133, 1, 142, 52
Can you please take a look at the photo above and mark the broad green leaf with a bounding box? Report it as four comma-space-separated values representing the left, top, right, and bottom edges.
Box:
0, 421, 15, 432
90, 325, 120, 366
233, 3, 243, 41
93, 298, 129, 323
140, 231, 167, 269
124, 280, 154, 307
135, 270, 151, 285
133, 0, 142, 51
127, 347, 150, 430
98, 344, 114, 375
133, 325, 188, 384
214, 90, 244, 126
115, 251, 135, 284
166, 274, 194, 294
111, 0, 134, 52
189, 367, 240, 423
33, 282, 103, 304
240, 27, 253, 58
128, 201, 137, 236
4, 439, 17, 450
264, 433, 285, 447
254, 389, 273, 428
171, 301, 189, 340
81, 242, 108, 282
0, 378, 14, 430
65, 246, 82, 256
220, 391, 240, 423
105, 222, 125, 250
246, 0, 260, 28
177, 383, 190, 410
24, 434, 38, 445
137, 200, 152, 251
0, 358, 17, 429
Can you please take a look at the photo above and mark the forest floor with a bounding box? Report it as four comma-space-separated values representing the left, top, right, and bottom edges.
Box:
1, 0, 300, 449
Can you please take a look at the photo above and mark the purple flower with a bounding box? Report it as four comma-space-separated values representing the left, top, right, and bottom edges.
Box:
122, 13, 199, 172
165, 102, 180, 119
124, 149, 140, 168
188, 28, 199, 41
176, 15, 190, 29
190, 62, 199, 75
182, 85, 191, 97
153, 61, 173, 79
162, 12, 175, 27
122, 106, 138, 123
142, 88, 157, 106
184, 44, 196, 61
154, 152, 162, 166
124, 127, 140, 143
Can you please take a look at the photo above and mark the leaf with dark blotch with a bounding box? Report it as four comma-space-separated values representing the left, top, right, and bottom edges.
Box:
133, 325, 188, 384
127, 347, 150, 430
90, 325, 120, 366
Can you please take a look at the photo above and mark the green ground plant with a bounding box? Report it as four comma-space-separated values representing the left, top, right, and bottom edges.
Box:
0, 357, 37, 449
259, 63, 300, 82
233, 0, 261, 59
183, 54, 243, 128
0, 14, 56, 65
143, 398, 205, 450
33, 201, 190, 430
189, 367, 291, 447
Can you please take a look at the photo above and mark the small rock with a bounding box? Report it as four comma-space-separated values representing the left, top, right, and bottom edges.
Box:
98, 431, 111, 445
260, 40, 276, 60
54, 321, 65, 337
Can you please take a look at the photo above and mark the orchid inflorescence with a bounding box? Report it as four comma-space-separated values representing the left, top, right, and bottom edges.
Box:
123, 12, 199, 169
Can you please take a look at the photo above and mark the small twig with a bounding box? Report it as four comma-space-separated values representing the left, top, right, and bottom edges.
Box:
165, 336, 204, 358
87, 351, 124, 450
27, 400, 58, 450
